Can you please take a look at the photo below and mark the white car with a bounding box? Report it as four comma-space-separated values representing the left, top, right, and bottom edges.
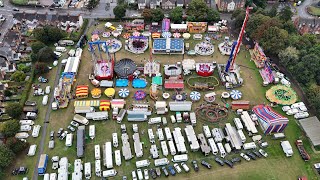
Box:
180, 162, 190, 172
137, 169, 143, 180
144, 169, 149, 180
282, 106, 291, 112
70, 121, 79, 127
173, 163, 182, 173
286, 108, 299, 115
259, 149, 268, 157
294, 112, 309, 119
240, 153, 250, 161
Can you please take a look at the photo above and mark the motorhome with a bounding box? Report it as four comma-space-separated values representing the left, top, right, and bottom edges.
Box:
84, 162, 91, 179
32, 125, 41, 137
203, 125, 211, 138
208, 138, 218, 155
234, 118, 243, 130
89, 125, 95, 139
75, 106, 95, 114
73, 114, 89, 125
136, 159, 151, 168
212, 128, 223, 142
154, 158, 170, 166
115, 150, 122, 166
150, 144, 159, 159
170, 115, 176, 123
86, 112, 108, 120
243, 142, 257, 150
20, 125, 32, 132
102, 169, 117, 178
27, 144, 37, 156
161, 141, 169, 156
157, 128, 165, 141
185, 125, 200, 152
65, 134, 73, 147
168, 140, 177, 155
148, 129, 155, 143
95, 160, 101, 177
172, 154, 188, 163
117, 109, 126, 123
15, 132, 29, 139
95, 145, 101, 160
217, 143, 226, 158
103, 142, 113, 169
164, 127, 172, 141
121, 133, 133, 160
112, 133, 118, 147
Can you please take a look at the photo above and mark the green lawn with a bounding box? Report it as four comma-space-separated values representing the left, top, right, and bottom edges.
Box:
308, 6, 320, 16
11, 0, 29, 5
7, 23, 320, 180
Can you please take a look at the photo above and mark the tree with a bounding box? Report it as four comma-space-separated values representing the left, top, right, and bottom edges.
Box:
253, 0, 267, 8
5, 103, 23, 119
279, 6, 293, 22
31, 41, 46, 54
187, 0, 208, 21
307, 84, 320, 115
278, 46, 300, 68
293, 54, 320, 84
1, 120, 20, 138
0, 146, 14, 168
6, 137, 28, 154
35, 62, 50, 75
258, 26, 288, 55
87, 0, 99, 9
113, 5, 126, 19
268, 5, 278, 17
37, 47, 56, 63
10, 71, 26, 82
17, 64, 31, 73
3, 90, 12, 97
151, 9, 164, 22
142, 8, 153, 22
283, 21, 297, 34
207, 9, 220, 23
232, 9, 245, 30
30, 53, 38, 62
170, 7, 183, 23
34, 26, 66, 44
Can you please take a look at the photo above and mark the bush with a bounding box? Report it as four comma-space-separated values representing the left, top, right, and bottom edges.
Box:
6, 137, 28, 154
35, 62, 49, 75
1, 120, 20, 138
5, 103, 23, 119
4, 90, 12, 97
10, 71, 26, 82
17, 64, 31, 73
0, 146, 14, 168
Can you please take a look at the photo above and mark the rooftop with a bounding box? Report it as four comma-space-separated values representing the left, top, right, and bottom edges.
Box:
299, 116, 320, 146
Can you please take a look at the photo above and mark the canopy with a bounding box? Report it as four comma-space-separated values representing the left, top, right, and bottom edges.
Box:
183, 33, 191, 39
91, 88, 101, 98
123, 33, 130, 39
173, 32, 181, 38
230, 90, 242, 100
163, 92, 170, 99
190, 91, 201, 101
132, 31, 141, 37
104, 88, 115, 97
162, 32, 172, 38
134, 90, 146, 100
118, 88, 129, 98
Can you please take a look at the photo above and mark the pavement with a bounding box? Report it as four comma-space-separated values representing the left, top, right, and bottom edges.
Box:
296, 0, 317, 19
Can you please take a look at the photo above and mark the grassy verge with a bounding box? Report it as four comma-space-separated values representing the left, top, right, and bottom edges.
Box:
307, 6, 320, 16
10, 0, 29, 5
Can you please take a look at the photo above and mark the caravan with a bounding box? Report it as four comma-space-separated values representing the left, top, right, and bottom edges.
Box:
84, 162, 92, 179
32, 125, 41, 137
65, 134, 73, 147
55, 46, 67, 52
170, 115, 176, 123
217, 143, 226, 158
208, 138, 218, 155
95, 145, 101, 160
237, 129, 246, 143
234, 118, 243, 130
136, 159, 151, 168
150, 144, 159, 159
115, 150, 122, 166
103, 142, 113, 169
168, 140, 177, 155
89, 125, 95, 139
117, 109, 126, 123
164, 127, 172, 141
20, 120, 34, 126
157, 128, 164, 141
203, 125, 211, 138
154, 158, 170, 166
102, 169, 117, 178
190, 112, 197, 126
95, 160, 101, 177
112, 133, 118, 147
148, 117, 162, 125
27, 144, 37, 156
161, 141, 169, 156
20, 125, 32, 132
148, 129, 155, 143
172, 154, 188, 163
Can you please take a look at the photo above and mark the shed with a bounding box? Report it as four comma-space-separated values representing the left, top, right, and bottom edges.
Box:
299, 116, 320, 147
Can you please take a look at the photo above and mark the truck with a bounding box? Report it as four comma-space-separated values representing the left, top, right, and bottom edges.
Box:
112, 133, 118, 147
154, 158, 170, 167
95, 145, 101, 160
86, 112, 108, 120
296, 140, 310, 161
73, 114, 89, 125
75, 106, 95, 114
103, 142, 113, 168
136, 159, 150, 168
172, 154, 188, 163
115, 150, 121, 166
23, 106, 38, 113
281, 140, 293, 157
84, 162, 91, 179
89, 125, 95, 139
65, 134, 73, 147
38, 154, 49, 175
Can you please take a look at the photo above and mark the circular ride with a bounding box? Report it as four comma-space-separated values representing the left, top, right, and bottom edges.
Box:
162, 92, 170, 99
114, 58, 137, 78
230, 90, 242, 100
134, 90, 147, 100
194, 41, 214, 56
187, 76, 219, 90
118, 88, 129, 98
266, 85, 297, 105
91, 88, 102, 98
105, 39, 122, 53
172, 91, 187, 101
195, 104, 228, 123
190, 91, 201, 101
221, 92, 230, 99
104, 88, 115, 98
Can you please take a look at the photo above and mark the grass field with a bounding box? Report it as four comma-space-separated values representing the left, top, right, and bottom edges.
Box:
8, 22, 320, 180
308, 6, 320, 16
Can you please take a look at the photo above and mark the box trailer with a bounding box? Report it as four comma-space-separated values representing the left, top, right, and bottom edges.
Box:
20, 120, 34, 126
32, 125, 41, 137
148, 129, 155, 143
172, 154, 188, 163
208, 138, 218, 155
164, 127, 172, 141
102, 169, 117, 178
73, 114, 89, 125
84, 162, 91, 179
217, 143, 226, 158
103, 142, 113, 168
150, 144, 159, 159
154, 158, 170, 166
148, 117, 162, 125
168, 140, 177, 155
75, 106, 95, 114
234, 118, 243, 130
190, 112, 197, 126
89, 125, 95, 139
281, 141, 293, 157
20, 125, 32, 132
65, 134, 73, 147
94, 145, 101, 160
203, 125, 211, 138
38, 154, 49, 175
237, 129, 246, 143
86, 112, 108, 120
115, 150, 121, 166
136, 159, 150, 168
243, 142, 257, 150
116, 109, 126, 123
95, 160, 101, 177
157, 128, 164, 141
161, 141, 169, 156
112, 133, 118, 147
27, 144, 37, 156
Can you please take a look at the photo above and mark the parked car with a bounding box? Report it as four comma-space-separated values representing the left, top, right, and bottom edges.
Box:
59, 131, 68, 140
224, 159, 233, 168
144, 169, 149, 180
173, 163, 182, 173
181, 162, 190, 172
12, 8, 19, 11
192, 160, 199, 172
167, 165, 176, 176
231, 157, 241, 163
215, 157, 225, 166
122, 176, 127, 180
70, 121, 79, 127
50, 131, 55, 140
12, 167, 28, 175
67, 125, 76, 132
155, 167, 161, 177
161, 166, 169, 177
149, 169, 157, 179
137, 169, 143, 180
259, 149, 268, 157
57, 128, 63, 137
253, 151, 262, 158
201, 160, 212, 169
240, 153, 251, 161
246, 152, 257, 160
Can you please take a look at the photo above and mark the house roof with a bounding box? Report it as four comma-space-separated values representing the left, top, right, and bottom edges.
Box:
0, 57, 6, 67
177, 0, 184, 4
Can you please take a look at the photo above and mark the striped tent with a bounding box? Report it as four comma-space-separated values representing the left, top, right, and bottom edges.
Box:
252, 104, 289, 134
99, 100, 111, 111
76, 85, 89, 99
74, 100, 100, 107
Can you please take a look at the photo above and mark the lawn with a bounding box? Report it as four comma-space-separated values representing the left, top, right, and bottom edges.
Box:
11, 0, 29, 5
308, 6, 320, 16
7, 22, 320, 180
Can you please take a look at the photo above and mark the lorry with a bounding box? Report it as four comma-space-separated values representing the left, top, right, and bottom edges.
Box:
75, 106, 95, 114
136, 159, 150, 168
38, 154, 49, 175
281, 140, 293, 157
296, 140, 310, 161
23, 106, 38, 113
172, 154, 188, 163
73, 114, 89, 125
86, 112, 108, 120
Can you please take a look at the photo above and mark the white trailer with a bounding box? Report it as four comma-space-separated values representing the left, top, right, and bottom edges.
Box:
212, 128, 223, 142
20, 125, 32, 132
208, 138, 218, 155
243, 142, 257, 150
65, 134, 73, 147
102, 169, 117, 178
224, 143, 232, 153
133, 133, 143, 158
190, 112, 197, 126
241, 111, 258, 134
116, 109, 126, 123
32, 125, 41, 137
112, 133, 118, 148
20, 120, 34, 126
73, 114, 89, 125
103, 142, 113, 169
136, 159, 150, 168
148, 117, 162, 125
74, 159, 83, 172
172, 154, 188, 163
176, 112, 182, 123
234, 118, 243, 130
160, 141, 169, 156
121, 133, 133, 160
217, 143, 226, 158
203, 125, 211, 138
167, 140, 176, 155
95, 160, 101, 177
281, 140, 293, 157
157, 128, 164, 141
75, 106, 95, 114
89, 125, 95, 139
86, 112, 108, 120
164, 127, 172, 141
95, 145, 101, 160
115, 150, 122, 166
150, 144, 159, 159
237, 129, 246, 143
148, 129, 155, 143
154, 158, 169, 167
84, 162, 91, 179
27, 144, 37, 156
172, 127, 187, 154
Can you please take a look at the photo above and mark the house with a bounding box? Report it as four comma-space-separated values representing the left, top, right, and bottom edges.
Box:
150, 0, 158, 9
177, 0, 184, 7
125, 19, 145, 32
53, 0, 66, 7
215, 0, 245, 12
0, 56, 16, 79
162, 0, 175, 9
138, 0, 147, 9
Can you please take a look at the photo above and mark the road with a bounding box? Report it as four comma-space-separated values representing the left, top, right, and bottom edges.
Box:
296, 0, 317, 19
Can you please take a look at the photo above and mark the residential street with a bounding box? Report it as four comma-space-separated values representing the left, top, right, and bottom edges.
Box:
296, 0, 317, 19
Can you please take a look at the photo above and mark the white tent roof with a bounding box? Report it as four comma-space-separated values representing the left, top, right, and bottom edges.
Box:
105, 22, 113, 28
170, 24, 187, 29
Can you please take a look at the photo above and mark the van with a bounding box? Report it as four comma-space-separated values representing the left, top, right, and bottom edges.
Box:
32, 125, 41, 138
42, 95, 48, 106
137, 169, 143, 180
281, 141, 293, 157
52, 102, 58, 110
53, 51, 61, 57
55, 46, 66, 52
181, 162, 190, 172
170, 115, 176, 123
102, 169, 117, 178
243, 142, 257, 150
95, 160, 101, 177
136, 159, 150, 168
162, 117, 167, 126
272, 133, 285, 139
190, 112, 197, 126
172, 154, 188, 163
89, 125, 95, 139
217, 143, 226, 158
112, 133, 118, 147
27, 144, 37, 156
49, 173, 57, 180
154, 158, 169, 166
132, 170, 137, 180
115, 150, 121, 166
94, 145, 101, 160
65, 134, 73, 147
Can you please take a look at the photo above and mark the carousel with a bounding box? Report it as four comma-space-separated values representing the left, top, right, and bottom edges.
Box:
125, 35, 149, 54
266, 85, 297, 105
194, 41, 214, 56
104, 39, 122, 53
114, 58, 137, 78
